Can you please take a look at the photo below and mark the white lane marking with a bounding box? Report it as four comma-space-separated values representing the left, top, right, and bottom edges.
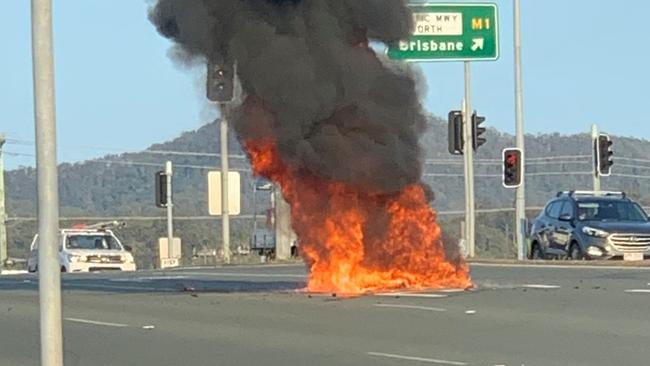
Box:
471, 262, 650, 271
169, 271, 306, 279
375, 292, 448, 299
367, 352, 468, 365
521, 284, 561, 289
625, 289, 650, 293
109, 276, 188, 282
437, 288, 466, 293
65, 317, 129, 328
63, 283, 176, 292
373, 304, 447, 312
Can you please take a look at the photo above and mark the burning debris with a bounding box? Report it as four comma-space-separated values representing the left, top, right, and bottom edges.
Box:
150, 0, 472, 294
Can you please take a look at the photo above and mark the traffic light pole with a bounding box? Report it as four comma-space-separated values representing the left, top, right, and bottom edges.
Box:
591, 124, 601, 191
463, 62, 476, 258
0, 134, 7, 271
31, 0, 64, 365
220, 105, 231, 265
514, 0, 527, 261
165, 161, 174, 262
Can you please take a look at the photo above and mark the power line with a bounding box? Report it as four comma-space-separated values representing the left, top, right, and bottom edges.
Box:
5, 138, 248, 160
617, 156, 650, 165
4, 151, 36, 158
612, 173, 650, 180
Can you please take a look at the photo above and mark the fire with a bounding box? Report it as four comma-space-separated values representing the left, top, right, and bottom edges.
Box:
245, 138, 472, 295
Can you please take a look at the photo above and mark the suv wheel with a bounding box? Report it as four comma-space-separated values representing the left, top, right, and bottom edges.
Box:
530, 243, 544, 260
569, 243, 584, 260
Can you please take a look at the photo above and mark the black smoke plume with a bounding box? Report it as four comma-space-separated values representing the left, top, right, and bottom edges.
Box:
149, 0, 426, 194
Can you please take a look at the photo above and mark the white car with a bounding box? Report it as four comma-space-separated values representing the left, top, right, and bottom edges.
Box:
27, 228, 136, 273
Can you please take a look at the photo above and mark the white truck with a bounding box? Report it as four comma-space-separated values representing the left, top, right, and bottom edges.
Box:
26, 221, 136, 273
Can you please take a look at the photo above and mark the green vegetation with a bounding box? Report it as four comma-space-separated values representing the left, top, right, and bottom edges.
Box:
7, 116, 650, 263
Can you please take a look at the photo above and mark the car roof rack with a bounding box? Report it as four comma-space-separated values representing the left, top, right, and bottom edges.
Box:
556, 190, 626, 198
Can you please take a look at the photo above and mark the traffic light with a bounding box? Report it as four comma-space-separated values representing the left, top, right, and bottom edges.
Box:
502, 148, 523, 188
596, 134, 613, 176
206, 57, 234, 103
472, 112, 487, 151
448, 110, 464, 155
155, 171, 169, 208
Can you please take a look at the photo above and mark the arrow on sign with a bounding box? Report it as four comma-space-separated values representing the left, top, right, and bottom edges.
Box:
471, 38, 485, 52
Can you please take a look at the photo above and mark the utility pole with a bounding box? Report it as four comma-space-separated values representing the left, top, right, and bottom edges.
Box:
220, 107, 231, 265
514, 0, 527, 261
592, 124, 601, 191
31, 0, 63, 365
0, 134, 7, 270
463, 62, 476, 258
165, 161, 174, 261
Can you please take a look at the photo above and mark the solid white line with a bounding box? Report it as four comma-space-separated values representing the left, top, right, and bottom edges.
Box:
373, 304, 447, 312
367, 352, 467, 365
65, 317, 129, 328
522, 284, 561, 289
471, 262, 650, 271
375, 292, 448, 299
625, 289, 650, 293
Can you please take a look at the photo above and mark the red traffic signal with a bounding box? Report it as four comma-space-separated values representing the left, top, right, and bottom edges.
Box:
502, 148, 523, 188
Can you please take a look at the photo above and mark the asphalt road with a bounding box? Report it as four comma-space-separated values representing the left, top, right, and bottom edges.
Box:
1, 263, 650, 366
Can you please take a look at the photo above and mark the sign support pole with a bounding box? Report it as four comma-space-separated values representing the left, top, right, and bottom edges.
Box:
220, 106, 231, 265
463, 61, 476, 258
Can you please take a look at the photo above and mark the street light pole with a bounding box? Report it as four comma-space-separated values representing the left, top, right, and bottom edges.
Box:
31, 0, 64, 365
514, 0, 527, 261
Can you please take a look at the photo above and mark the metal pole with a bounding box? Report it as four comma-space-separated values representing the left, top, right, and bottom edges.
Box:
220, 107, 231, 265
252, 182, 257, 250
514, 0, 527, 261
0, 134, 7, 270
165, 161, 174, 262
31, 0, 63, 364
592, 124, 601, 191
463, 61, 476, 258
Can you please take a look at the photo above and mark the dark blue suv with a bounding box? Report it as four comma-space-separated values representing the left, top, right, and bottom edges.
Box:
529, 191, 650, 260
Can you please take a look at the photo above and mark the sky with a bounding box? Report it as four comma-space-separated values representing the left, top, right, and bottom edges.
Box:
2, 0, 649, 170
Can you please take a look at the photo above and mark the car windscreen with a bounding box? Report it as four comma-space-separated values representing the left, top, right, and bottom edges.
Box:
577, 200, 648, 222
65, 235, 122, 250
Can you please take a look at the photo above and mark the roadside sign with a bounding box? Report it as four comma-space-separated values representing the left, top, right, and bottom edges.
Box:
208, 171, 241, 216
387, 3, 499, 62
159, 237, 181, 269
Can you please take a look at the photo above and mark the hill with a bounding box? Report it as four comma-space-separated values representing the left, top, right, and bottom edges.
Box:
6, 116, 650, 265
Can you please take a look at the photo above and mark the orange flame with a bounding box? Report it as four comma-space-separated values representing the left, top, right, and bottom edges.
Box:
245, 138, 472, 295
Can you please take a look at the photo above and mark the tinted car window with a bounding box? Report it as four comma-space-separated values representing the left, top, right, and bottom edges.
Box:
546, 201, 562, 219
577, 200, 648, 222
559, 201, 574, 218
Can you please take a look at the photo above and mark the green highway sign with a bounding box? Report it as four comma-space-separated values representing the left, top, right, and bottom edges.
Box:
388, 3, 499, 62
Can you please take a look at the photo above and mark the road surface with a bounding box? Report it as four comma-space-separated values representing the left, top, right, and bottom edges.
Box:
1, 263, 649, 366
